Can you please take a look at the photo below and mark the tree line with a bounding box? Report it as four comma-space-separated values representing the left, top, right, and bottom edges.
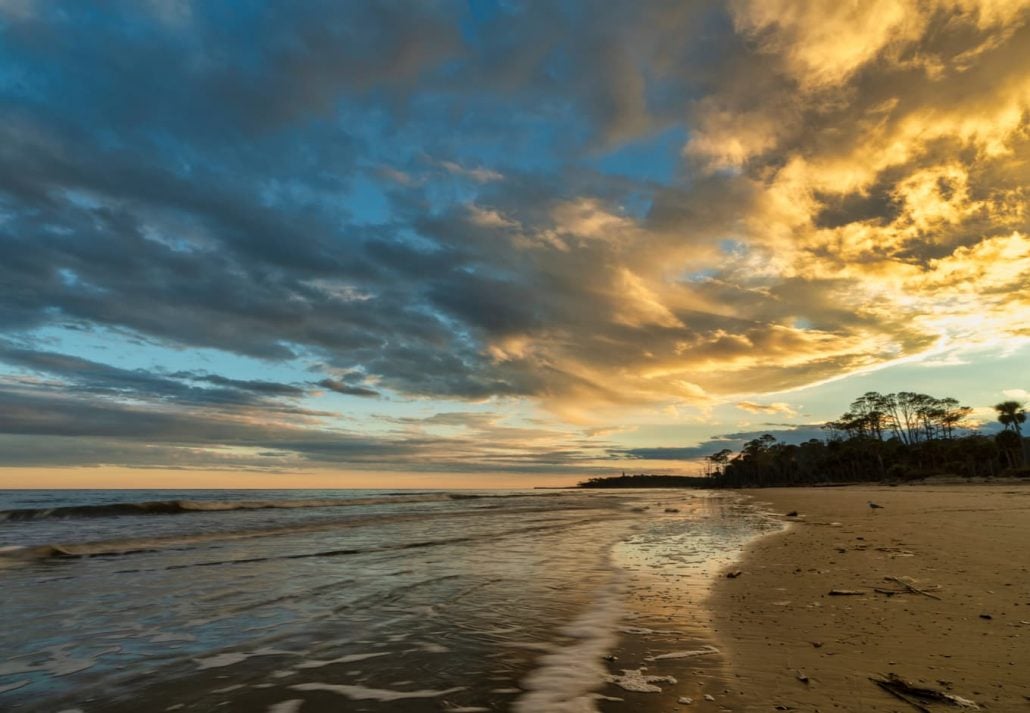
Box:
577, 392, 1026, 489
579, 474, 711, 488
704, 392, 1027, 488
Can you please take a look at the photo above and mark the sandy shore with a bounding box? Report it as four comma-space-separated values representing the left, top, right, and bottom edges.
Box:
707, 483, 1030, 712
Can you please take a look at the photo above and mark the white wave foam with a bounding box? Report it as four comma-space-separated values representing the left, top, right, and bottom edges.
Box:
415, 641, 449, 653
644, 645, 719, 661
194, 653, 249, 669
618, 626, 683, 636
150, 632, 196, 643
194, 647, 290, 670
266, 701, 303, 713
295, 652, 388, 669
290, 682, 465, 701
512, 564, 626, 713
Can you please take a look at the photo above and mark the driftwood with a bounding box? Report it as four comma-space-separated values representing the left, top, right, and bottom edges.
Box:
829, 589, 866, 596
884, 576, 942, 600
870, 674, 979, 711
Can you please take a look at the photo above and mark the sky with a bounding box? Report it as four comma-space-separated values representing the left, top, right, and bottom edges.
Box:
0, 0, 1027, 488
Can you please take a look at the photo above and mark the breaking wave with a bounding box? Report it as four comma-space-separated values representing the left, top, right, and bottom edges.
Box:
0, 493, 485, 522
0, 508, 597, 565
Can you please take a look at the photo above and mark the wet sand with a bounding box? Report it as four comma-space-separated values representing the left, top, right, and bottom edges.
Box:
709, 483, 1030, 711
598, 494, 775, 711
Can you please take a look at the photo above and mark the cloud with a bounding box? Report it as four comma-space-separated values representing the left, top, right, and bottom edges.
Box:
0, 341, 311, 407
177, 373, 308, 397
0, 2, 1027, 472
0, 380, 620, 473
736, 401, 798, 416
317, 378, 379, 398
618, 425, 828, 461
440, 161, 503, 183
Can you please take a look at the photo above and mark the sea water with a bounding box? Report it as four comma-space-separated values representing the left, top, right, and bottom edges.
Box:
0, 488, 779, 712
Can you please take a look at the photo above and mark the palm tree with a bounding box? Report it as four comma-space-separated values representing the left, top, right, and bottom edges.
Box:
995, 400, 1027, 466
995, 401, 1026, 433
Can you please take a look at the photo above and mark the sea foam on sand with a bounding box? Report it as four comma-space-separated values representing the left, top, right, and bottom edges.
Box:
606, 668, 677, 693
512, 564, 626, 713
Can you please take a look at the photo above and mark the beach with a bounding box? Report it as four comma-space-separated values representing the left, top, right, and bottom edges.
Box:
708, 483, 1030, 712
3, 484, 1027, 712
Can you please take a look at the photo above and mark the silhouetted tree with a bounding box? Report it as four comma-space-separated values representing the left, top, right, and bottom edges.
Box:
706, 448, 734, 477
850, 392, 890, 440
995, 400, 1027, 466
938, 398, 972, 438
995, 400, 1026, 434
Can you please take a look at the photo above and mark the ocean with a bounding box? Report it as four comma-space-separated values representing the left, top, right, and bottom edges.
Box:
0, 488, 779, 712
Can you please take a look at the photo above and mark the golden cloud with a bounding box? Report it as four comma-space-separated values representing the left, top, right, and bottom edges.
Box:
736, 401, 798, 416
504, 0, 1030, 418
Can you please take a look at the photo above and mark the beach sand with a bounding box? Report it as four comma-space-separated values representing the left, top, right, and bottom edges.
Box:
707, 483, 1030, 712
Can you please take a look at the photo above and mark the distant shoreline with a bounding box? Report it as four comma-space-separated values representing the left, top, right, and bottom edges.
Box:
578, 474, 714, 488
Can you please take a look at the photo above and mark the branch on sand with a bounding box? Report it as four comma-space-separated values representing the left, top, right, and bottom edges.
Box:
882, 576, 942, 600
870, 673, 979, 711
